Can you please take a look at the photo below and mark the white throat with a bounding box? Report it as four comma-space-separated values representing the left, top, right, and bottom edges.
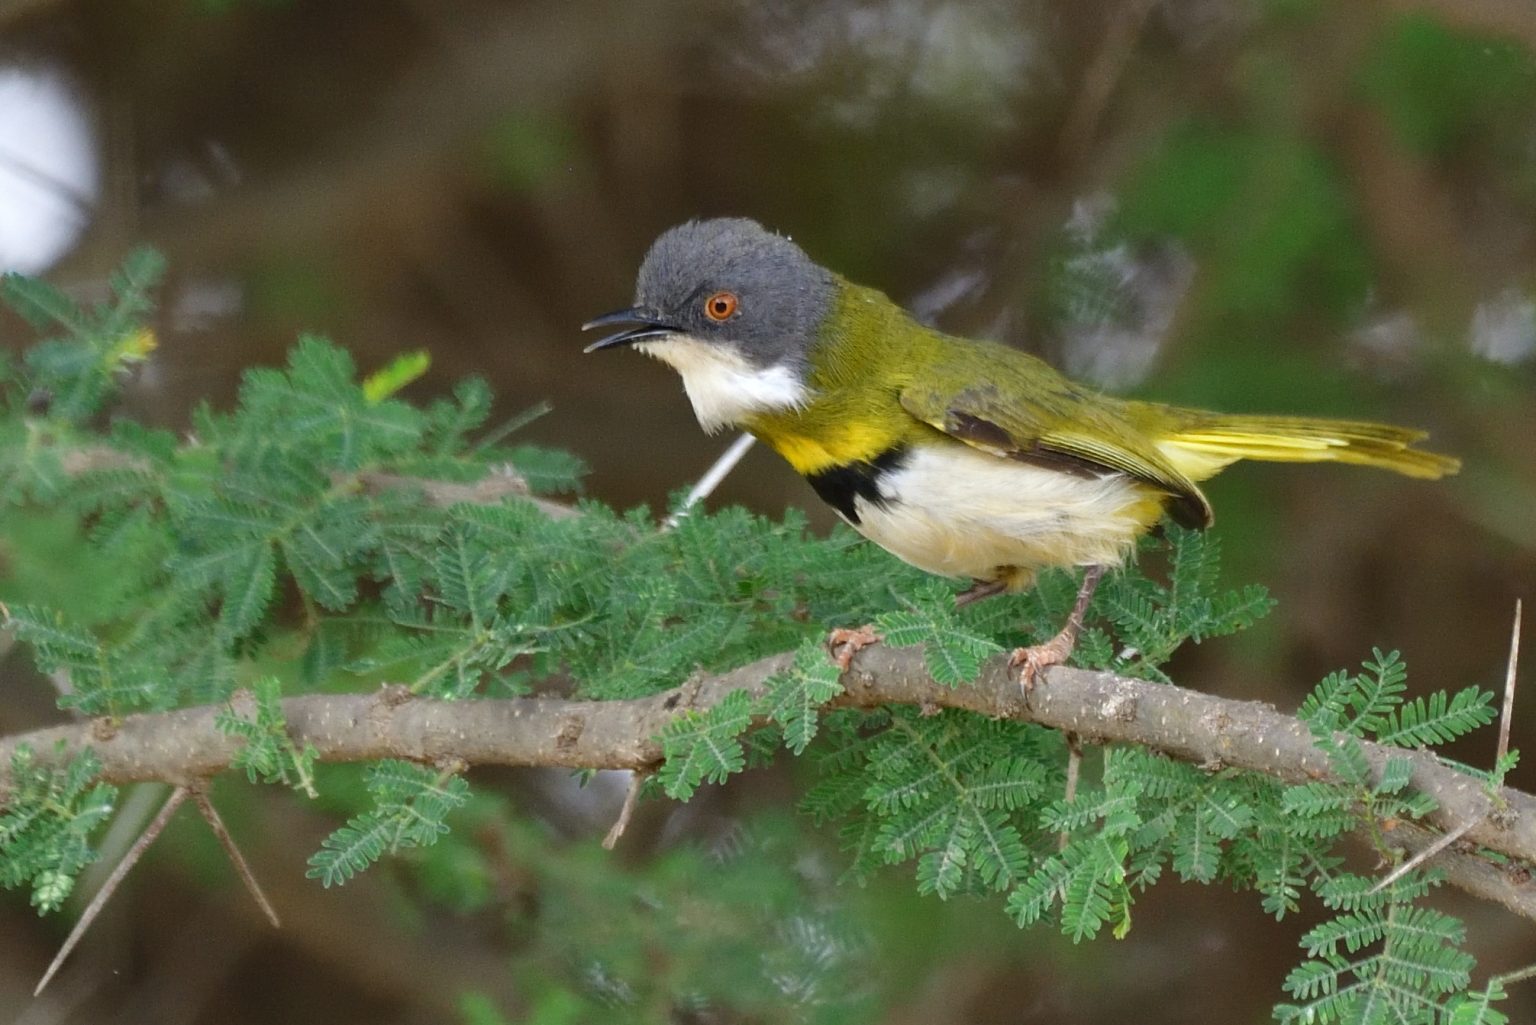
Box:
635, 336, 810, 433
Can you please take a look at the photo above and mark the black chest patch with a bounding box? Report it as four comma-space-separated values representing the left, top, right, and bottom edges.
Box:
804, 446, 908, 524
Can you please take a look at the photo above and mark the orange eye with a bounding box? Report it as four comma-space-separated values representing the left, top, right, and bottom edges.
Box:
704, 291, 739, 321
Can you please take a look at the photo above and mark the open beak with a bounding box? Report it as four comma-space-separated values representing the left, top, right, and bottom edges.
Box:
581, 307, 679, 353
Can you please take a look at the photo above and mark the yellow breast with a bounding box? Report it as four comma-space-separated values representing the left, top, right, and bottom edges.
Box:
752, 421, 906, 476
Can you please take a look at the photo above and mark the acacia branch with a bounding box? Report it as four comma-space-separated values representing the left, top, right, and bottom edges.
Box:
2, 645, 1533, 916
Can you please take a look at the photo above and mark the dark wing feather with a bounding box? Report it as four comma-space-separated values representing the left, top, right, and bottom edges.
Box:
898, 349, 1213, 529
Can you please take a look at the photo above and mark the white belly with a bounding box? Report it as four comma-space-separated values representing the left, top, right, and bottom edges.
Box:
850, 444, 1155, 584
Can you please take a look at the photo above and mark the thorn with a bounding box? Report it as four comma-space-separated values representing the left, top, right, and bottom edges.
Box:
1372, 597, 1527, 900
1368, 817, 1480, 897
36, 786, 190, 996
662, 433, 756, 530
1498, 599, 1522, 767
1059, 733, 1083, 851
602, 770, 649, 850
192, 786, 280, 928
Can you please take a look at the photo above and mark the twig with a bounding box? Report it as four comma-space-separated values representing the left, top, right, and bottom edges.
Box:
469, 401, 553, 455
191, 786, 281, 928
1059, 733, 1083, 851
1368, 602, 1521, 898
1499, 599, 1522, 766
35, 786, 189, 996
602, 769, 650, 850
1495, 961, 1536, 987
1369, 817, 1480, 896
661, 433, 756, 530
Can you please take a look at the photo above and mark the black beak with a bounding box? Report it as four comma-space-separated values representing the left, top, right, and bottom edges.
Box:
581, 307, 679, 353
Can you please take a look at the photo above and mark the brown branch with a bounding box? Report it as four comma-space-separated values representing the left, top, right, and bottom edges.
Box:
2, 646, 1533, 917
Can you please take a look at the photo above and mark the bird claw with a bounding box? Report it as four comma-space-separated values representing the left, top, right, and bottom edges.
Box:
828, 624, 881, 672
1008, 635, 1075, 697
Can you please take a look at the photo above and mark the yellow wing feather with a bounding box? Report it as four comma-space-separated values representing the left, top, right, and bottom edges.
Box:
1148, 414, 1461, 482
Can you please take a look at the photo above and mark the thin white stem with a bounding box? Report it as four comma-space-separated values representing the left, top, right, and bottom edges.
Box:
1368, 817, 1479, 896
1498, 599, 1522, 766
602, 770, 648, 850
662, 433, 756, 530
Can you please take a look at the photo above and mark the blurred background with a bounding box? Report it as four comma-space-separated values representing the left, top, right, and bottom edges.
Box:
1, 0, 1534, 1022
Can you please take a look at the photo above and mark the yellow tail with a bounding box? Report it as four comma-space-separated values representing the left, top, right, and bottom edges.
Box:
1151, 414, 1461, 482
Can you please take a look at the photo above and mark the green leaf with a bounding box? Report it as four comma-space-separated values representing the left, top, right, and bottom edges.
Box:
1377, 686, 1497, 747
0, 746, 117, 913
760, 640, 844, 754
6, 604, 160, 715
306, 760, 469, 886
215, 676, 319, 797
1447, 981, 1509, 1025
219, 541, 278, 640
657, 689, 756, 800
1375, 756, 1414, 796
0, 273, 86, 333
874, 589, 1002, 686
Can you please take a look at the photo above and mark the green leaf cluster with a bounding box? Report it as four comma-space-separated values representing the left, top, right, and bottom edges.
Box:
1276, 874, 1504, 1024
214, 676, 319, 796
0, 746, 117, 912
306, 760, 470, 886
445, 810, 882, 1025
1073, 526, 1276, 679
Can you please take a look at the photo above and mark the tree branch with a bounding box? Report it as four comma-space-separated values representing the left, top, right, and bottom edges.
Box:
2, 645, 1532, 916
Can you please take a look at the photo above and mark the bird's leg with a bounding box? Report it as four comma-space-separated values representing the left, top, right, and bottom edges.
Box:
955, 578, 1009, 607
1009, 564, 1106, 694
828, 624, 881, 672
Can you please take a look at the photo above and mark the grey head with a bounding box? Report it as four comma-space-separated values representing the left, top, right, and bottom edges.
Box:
582, 218, 836, 372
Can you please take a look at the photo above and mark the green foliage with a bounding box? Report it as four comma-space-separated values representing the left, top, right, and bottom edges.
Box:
0, 746, 117, 912
657, 689, 756, 800
1275, 874, 1493, 1024
440, 810, 882, 1024
214, 676, 319, 797
1297, 649, 1493, 824
306, 760, 470, 886
761, 638, 845, 754
1361, 13, 1536, 156
1117, 121, 1371, 340
1046, 526, 1274, 681
874, 579, 1004, 684
0, 253, 1521, 1019
0, 247, 164, 428
808, 709, 1054, 897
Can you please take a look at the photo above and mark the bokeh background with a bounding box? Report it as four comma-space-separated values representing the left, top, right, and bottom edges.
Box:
1, 0, 1534, 1022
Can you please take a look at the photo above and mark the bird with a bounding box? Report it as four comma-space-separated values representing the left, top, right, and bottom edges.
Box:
582, 218, 1459, 686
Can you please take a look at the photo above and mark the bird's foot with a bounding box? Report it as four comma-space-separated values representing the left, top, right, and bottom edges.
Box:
954, 578, 1009, 607
1007, 632, 1077, 697
828, 624, 881, 672
1007, 564, 1104, 698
